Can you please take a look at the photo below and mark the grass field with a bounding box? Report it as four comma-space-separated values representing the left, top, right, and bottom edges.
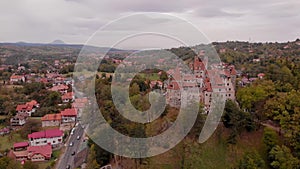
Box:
138, 126, 272, 169
0, 132, 27, 151
0, 115, 7, 120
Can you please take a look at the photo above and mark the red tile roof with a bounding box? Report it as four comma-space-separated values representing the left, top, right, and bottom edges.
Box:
13, 142, 29, 149
62, 92, 74, 100
50, 84, 68, 92
41, 114, 62, 121
74, 98, 88, 103
10, 75, 24, 80
16, 104, 33, 111
26, 100, 38, 107
167, 81, 180, 90
72, 102, 86, 109
28, 129, 63, 139
60, 108, 77, 116
27, 145, 52, 159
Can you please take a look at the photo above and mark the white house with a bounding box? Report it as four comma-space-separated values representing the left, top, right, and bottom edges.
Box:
28, 129, 64, 147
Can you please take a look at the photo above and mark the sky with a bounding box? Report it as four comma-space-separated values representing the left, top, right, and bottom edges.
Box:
0, 0, 299, 49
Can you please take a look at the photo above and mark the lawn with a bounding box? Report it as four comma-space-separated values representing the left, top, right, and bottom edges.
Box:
0, 132, 27, 151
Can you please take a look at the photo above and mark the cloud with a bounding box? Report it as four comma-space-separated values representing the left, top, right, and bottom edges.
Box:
0, 0, 299, 46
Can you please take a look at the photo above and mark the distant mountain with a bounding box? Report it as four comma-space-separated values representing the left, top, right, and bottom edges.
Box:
0, 41, 126, 52
50, 40, 65, 44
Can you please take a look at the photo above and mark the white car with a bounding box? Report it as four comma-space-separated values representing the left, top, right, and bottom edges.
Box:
70, 128, 75, 135
77, 136, 81, 140
69, 142, 74, 147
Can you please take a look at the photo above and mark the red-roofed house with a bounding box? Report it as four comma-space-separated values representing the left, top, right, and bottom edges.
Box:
16, 104, 34, 116
0, 127, 10, 136
50, 84, 69, 94
166, 81, 181, 107
16, 100, 38, 116
62, 92, 75, 103
10, 74, 25, 84
13, 142, 29, 151
258, 73, 265, 79
9, 150, 28, 161
26, 100, 39, 108
27, 145, 52, 161
61, 108, 77, 123
72, 97, 88, 113
28, 129, 63, 147
41, 114, 62, 127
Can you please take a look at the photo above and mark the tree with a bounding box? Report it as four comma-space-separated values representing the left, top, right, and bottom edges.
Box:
263, 127, 278, 152
239, 151, 265, 169
264, 90, 300, 153
86, 144, 100, 169
19, 119, 42, 139
237, 80, 275, 112
269, 145, 300, 169
42, 91, 62, 107
23, 161, 39, 169
129, 83, 140, 96
0, 157, 22, 169
223, 100, 255, 136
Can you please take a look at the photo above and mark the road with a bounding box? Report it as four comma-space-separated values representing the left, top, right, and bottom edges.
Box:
57, 124, 85, 169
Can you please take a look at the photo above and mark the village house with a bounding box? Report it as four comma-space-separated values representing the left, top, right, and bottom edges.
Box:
9, 150, 28, 162
9, 145, 52, 162
13, 142, 29, 151
149, 80, 163, 89
0, 127, 10, 136
61, 108, 77, 123
62, 92, 74, 103
258, 73, 265, 79
49, 84, 69, 94
10, 74, 25, 84
28, 128, 64, 147
10, 113, 28, 126
16, 100, 38, 116
41, 114, 62, 127
54, 77, 65, 86
72, 98, 88, 118
27, 145, 52, 162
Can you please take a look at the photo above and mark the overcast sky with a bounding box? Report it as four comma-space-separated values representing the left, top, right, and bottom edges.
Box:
0, 0, 299, 48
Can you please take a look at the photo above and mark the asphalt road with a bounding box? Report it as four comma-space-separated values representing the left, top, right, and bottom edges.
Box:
57, 124, 85, 169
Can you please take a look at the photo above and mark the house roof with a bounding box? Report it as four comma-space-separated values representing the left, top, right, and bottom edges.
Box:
13, 142, 29, 149
62, 92, 74, 100
167, 81, 180, 90
74, 98, 88, 103
12, 150, 28, 158
28, 129, 63, 139
16, 104, 33, 111
60, 108, 77, 116
26, 100, 38, 106
258, 73, 265, 77
10, 75, 24, 80
41, 114, 62, 121
50, 84, 68, 92
13, 113, 29, 120
0, 128, 9, 133
72, 102, 86, 109
27, 145, 52, 158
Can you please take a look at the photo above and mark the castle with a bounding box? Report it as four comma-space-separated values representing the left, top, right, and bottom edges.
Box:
166, 51, 236, 113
